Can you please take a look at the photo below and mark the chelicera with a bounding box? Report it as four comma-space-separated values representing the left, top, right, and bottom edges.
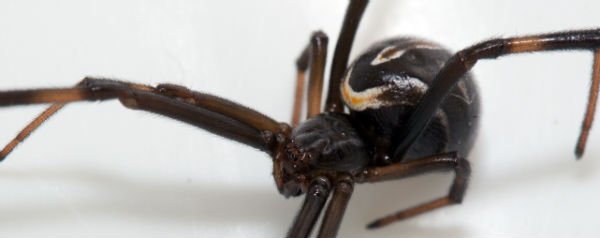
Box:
1, 1, 600, 237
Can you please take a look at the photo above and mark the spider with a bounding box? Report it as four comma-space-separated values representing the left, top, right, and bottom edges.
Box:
1, 1, 600, 237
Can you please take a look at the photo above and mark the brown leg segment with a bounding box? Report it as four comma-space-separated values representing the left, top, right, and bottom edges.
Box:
325, 0, 369, 113
306, 32, 328, 119
0, 77, 283, 160
287, 176, 331, 238
292, 46, 309, 126
317, 176, 354, 238
576, 49, 600, 158
0, 103, 64, 160
355, 152, 470, 228
392, 29, 600, 161
291, 31, 329, 126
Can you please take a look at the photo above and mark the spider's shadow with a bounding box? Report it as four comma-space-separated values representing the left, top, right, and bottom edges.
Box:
0, 164, 465, 237
0, 167, 293, 223
2, 138, 595, 238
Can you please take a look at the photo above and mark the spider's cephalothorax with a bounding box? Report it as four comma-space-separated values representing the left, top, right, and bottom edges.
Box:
274, 113, 369, 197
341, 37, 480, 163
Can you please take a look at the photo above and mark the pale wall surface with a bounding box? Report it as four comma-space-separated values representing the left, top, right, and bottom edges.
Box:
1, 1, 600, 237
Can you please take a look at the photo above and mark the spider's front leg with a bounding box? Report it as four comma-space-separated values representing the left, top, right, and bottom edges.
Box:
0, 77, 285, 160
287, 175, 355, 238
287, 176, 331, 238
316, 175, 354, 238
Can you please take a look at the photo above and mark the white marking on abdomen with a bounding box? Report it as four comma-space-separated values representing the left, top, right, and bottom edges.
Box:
341, 67, 429, 111
370, 43, 441, 66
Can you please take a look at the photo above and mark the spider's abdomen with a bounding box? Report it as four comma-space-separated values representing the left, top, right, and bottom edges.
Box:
341, 37, 480, 162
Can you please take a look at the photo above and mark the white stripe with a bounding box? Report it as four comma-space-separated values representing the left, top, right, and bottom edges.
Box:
370, 43, 441, 66
370, 46, 404, 66
341, 67, 429, 111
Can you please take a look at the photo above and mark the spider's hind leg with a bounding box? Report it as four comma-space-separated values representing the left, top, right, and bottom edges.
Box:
576, 49, 600, 158
356, 152, 470, 229
291, 31, 328, 126
392, 30, 600, 161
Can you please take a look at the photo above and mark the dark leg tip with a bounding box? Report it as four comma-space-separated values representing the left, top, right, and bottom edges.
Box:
575, 147, 584, 160
366, 220, 383, 229
0, 151, 8, 163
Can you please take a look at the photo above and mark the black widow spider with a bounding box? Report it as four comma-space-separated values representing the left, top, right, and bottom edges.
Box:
1, 1, 600, 237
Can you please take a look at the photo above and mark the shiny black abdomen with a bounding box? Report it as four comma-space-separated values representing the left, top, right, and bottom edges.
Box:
340, 37, 480, 163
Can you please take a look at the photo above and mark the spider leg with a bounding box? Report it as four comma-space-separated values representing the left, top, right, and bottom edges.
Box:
0, 103, 64, 160
287, 176, 331, 238
325, 0, 369, 113
355, 152, 470, 229
391, 29, 600, 161
576, 49, 600, 157
316, 175, 354, 238
292, 31, 328, 126
0, 77, 284, 161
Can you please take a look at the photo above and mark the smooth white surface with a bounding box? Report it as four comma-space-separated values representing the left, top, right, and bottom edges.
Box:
1, 1, 600, 237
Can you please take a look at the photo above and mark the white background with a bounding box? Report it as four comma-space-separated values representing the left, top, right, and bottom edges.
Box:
1, 0, 600, 237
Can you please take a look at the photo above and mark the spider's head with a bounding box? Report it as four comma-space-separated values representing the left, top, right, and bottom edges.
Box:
273, 113, 368, 197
